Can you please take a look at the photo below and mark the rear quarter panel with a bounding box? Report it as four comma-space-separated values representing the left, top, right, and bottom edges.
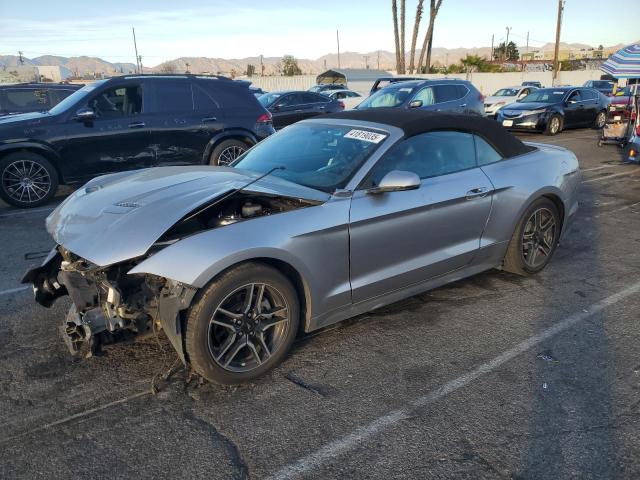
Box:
479, 143, 580, 249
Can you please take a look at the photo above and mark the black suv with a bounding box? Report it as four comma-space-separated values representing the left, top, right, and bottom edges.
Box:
0, 74, 274, 207
0, 83, 83, 117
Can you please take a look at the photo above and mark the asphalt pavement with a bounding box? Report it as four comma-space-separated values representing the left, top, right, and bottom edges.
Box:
0, 128, 639, 479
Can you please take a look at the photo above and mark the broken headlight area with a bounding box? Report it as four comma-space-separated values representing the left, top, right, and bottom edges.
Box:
22, 246, 196, 359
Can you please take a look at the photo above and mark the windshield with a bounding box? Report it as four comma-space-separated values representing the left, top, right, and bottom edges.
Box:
493, 88, 519, 97
357, 84, 415, 109
233, 123, 387, 192
48, 80, 107, 115
519, 89, 566, 103
592, 81, 614, 89
258, 92, 282, 107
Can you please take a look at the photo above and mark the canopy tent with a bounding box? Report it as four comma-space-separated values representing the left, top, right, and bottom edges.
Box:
316, 69, 390, 85
601, 44, 640, 79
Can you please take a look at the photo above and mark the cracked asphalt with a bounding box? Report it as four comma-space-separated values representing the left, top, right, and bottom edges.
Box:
1, 128, 639, 479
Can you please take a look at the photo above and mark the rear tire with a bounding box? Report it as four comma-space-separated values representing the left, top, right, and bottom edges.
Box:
209, 139, 249, 167
503, 198, 561, 276
544, 115, 562, 136
593, 110, 606, 129
185, 263, 300, 384
0, 151, 59, 208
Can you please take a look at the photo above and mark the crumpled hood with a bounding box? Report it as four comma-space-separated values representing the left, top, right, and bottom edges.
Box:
46, 166, 329, 266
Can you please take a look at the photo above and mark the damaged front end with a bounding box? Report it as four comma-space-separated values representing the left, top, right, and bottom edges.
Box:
22, 247, 196, 360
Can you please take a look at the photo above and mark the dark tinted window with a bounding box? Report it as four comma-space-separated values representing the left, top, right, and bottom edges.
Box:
475, 135, 503, 166
89, 84, 143, 117
456, 84, 469, 99
434, 84, 464, 103
4, 88, 49, 111
48, 89, 76, 106
580, 89, 596, 100
276, 94, 303, 107
368, 131, 476, 184
152, 80, 193, 112
301, 92, 327, 104
193, 83, 220, 110
567, 90, 582, 102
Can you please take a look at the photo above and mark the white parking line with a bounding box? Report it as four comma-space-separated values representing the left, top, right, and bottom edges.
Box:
269, 280, 640, 480
582, 170, 640, 184
0, 206, 55, 219
595, 201, 640, 218
581, 165, 614, 172
0, 286, 30, 297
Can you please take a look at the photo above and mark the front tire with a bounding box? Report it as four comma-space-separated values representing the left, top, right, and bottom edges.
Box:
0, 151, 59, 208
185, 263, 300, 384
544, 115, 562, 136
593, 110, 606, 129
209, 139, 249, 167
503, 198, 561, 276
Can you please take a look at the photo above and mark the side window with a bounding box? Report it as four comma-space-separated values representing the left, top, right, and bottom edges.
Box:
334, 91, 346, 99
151, 80, 193, 112
568, 90, 582, 102
193, 83, 220, 111
474, 135, 503, 166
276, 94, 301, 107
368, 131, 476, 185
413, 86, 435, 105
346, 92, 360, 98
581, 89, 596, 101
434, 84, 463, 103
89, 84, 143, 118
49, 89, 75, 106
456, 84, 469, 99
302, 92, 327, 104
5, 89, 49, 111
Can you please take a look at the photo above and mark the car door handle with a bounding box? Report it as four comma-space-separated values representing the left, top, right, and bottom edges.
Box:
465, 187, 490, 200
128, 122, 145, 129
202, 117, 217, 123
460, 103, 467, 107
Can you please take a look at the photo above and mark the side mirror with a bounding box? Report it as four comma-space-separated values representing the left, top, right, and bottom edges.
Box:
567, 99, 577, 104
368, 170, 421, 194
272, 104, 282, 112
75, 107, 96, 122
408, 100, 423, 109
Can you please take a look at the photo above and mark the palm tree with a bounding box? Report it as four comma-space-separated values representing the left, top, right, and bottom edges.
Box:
399, 0, 406, 73
392, 0, 401, 73
408, 0, 424, 73
417, 0, 443, 73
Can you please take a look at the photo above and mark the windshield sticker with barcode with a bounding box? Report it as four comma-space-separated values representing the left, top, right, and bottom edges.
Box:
344, 130, 387, 143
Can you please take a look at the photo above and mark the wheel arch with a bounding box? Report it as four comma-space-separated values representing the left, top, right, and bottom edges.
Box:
0, 143, 65, 183
201, 130, 258, 164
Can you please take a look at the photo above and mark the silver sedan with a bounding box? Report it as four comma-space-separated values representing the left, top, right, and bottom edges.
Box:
24, 109, 580, 384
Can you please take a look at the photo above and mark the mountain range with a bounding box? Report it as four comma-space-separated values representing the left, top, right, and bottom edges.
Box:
0, 42, 628, 78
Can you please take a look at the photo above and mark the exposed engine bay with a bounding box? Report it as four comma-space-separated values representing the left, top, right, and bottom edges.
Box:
22, 192, 318, 360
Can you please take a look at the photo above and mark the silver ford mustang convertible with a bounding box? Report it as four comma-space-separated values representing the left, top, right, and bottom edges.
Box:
24, 109, 580, 384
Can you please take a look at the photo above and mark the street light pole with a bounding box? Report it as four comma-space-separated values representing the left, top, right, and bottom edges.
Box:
336, 29, 341, 69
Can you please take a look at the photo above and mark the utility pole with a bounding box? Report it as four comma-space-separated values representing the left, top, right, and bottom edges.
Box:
18, 51, 24, 65
553, 0, 565, 84
185, 62, 190, 74
132, 27, 140, 73
336, 29, 341, 69
364, 55, 370, 69
526, 31, 530, 55
505, 26, 512, 61
260, 55, 264, 77
377, 51, 380, 70
491, 34, 494, 61
138, 55, 143, 73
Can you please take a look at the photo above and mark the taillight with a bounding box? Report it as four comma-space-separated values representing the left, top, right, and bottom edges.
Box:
257, 112, 272, 124
478, 92, 485, 102
338, 101, 345, 110
636, 124, 640, 136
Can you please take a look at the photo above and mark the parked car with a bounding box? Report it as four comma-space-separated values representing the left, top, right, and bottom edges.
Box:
522, 81, 543, 88
484, 85, 538, 117
583, 80, 615, 96
357, 79, 484, 116
325, 89, 363, 109
257, 90, 344, 129
0, 74, 274, 208
497, 87, 609, 135
0, 83, 82, 117
308, 84, 347, 94
24, 108, 580, 384
370, 77, 422, 95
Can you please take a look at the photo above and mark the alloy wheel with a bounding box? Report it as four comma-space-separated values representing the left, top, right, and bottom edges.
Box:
208, 283, 290, 372
521, 207, 557, 269
550, 117, 560, 134
217, 145, 246, 166
596, 112, 606, 128
1, 159, 51, 204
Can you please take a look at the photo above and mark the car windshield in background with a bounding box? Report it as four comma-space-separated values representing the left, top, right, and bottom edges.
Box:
258, 92, 281, 107
593, 81, 614, 89
494, 88, 519, 97
358, 84, 415, 108
48, 80, 107, 115
519, 89, 566, 103
233, 123, 387, 192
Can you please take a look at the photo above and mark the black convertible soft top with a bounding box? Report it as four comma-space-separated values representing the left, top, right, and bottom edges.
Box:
322, 108, 534, 158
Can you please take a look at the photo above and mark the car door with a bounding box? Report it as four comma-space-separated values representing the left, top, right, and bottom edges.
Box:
145, 79, 221, 166
301, 92, 333, 117
57, 81, 155, 181
579, 88, 599, 124
563, 89, 583, 127
270, 93, 304, 129
349, 131, 493, 303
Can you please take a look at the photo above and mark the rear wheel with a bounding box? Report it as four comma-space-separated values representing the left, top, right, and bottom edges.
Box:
544, 115, 562, 136
209, 139, 249, 167
185, 263, 300, 384
503, 198, 561, 276
0, 151, 59, 208
593, 110, 606, 129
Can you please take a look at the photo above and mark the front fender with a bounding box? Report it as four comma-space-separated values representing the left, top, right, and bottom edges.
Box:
0, 140, 60, 161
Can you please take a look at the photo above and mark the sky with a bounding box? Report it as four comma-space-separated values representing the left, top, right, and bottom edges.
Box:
1, 0, 638, 67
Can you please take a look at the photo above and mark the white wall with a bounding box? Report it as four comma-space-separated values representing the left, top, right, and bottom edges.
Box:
245, 70, 606, 97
